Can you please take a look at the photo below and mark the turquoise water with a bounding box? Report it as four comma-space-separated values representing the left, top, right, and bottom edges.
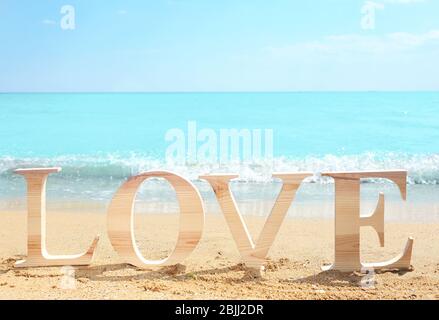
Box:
1, 92, 438, 157
0, 92, 438, 220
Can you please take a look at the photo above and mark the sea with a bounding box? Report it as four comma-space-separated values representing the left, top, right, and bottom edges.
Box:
0, 92, 438, 221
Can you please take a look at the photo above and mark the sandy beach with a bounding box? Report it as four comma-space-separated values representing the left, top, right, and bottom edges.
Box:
0, 210, 438, 300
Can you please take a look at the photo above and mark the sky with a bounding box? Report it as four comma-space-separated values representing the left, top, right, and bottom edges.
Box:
0, 0, 438, 92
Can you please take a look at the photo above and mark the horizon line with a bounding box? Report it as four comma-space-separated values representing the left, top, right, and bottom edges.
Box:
1, 90, 439, 94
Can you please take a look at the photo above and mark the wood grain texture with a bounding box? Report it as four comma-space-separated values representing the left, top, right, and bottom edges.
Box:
200, 172, 312, 272
321, 170, 413, 272
107, 171, 204, 268
14, 168, 99, 268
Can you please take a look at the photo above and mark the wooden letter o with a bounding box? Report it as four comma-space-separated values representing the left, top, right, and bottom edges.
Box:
107, 171, 205, 268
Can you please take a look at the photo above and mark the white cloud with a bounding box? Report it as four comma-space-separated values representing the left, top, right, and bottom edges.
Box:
387, 30, 439, 46
382, 0, 426, 4
266, 30, 439, 57
42, 19, 56, 25
117, 9, 128, 15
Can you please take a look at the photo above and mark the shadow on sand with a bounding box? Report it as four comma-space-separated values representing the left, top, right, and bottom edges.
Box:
73, 263, 255, 283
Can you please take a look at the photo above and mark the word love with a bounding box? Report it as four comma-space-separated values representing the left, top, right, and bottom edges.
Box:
13, 168, 413, 276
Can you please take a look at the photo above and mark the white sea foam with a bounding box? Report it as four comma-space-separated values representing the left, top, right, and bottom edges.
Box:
0, 152, 438, 184
1, 153, 439, 221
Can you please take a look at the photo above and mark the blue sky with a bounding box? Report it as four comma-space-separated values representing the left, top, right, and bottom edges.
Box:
0, 0, 438, 92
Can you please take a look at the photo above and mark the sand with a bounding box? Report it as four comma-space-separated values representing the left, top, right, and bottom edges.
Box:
0, 211, 439, 300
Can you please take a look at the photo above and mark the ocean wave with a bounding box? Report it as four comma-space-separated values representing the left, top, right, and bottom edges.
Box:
0, 152, 438, 184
